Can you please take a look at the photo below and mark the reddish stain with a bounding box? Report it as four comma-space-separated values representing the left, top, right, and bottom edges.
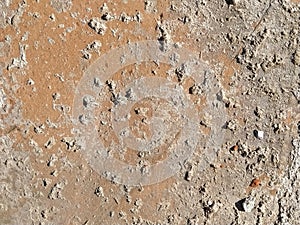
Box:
250, 178, 261, 188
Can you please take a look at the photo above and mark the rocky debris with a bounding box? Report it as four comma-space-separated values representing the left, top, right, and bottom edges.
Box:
111, 93, 127, 106
226, 119, 238, 131
189, 84, 203, 96
98, 3, 142, 23
157, 20, 172, 51
26, 78, 35, 85
44, 136, 56, 149
144, 0, 157, 13
47, 154, 58, 167
48, 181, 67, 200
29, 138, 43, 156
185, 164, 194, 181
175, 63, 191, 82
119, 12, 142, 23
88, 18, 107, 35
93, 77, 103, 88
125, 88, 137, 101
94, 186, 104, 197
82, 95, 98, 109
8, 44, 28, 69
61, 137, 80, 151
42, 178, 52, 187
52, 92, 61, 101
203, 200, 222, 218
81, 40, 102, 59
101, 12, 115, 21
34, 124, 45, 134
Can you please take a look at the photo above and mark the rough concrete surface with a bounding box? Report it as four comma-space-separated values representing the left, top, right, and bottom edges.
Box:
0, 0, 300, 224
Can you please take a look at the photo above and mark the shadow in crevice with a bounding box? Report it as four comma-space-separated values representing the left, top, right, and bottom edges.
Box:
235, 198, 246, 212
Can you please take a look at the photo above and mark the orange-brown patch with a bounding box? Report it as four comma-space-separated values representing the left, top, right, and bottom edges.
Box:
250, 178, 261, 187
217, 53, 240, 90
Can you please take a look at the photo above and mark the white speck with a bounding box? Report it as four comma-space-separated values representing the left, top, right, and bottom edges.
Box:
94, 186, 104, 197
256, 130, 264, 139
89, 40, 102, 50
48, 37, 55, 45
44, 137, 56, 149
52, 92, 61, 101
27, 78, 35, 85
99, 3, 109, 13
50, 13, 56, 21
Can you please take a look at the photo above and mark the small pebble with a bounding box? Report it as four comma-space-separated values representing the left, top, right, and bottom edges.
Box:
242, 196, 255, 212
255, 130, 264, 139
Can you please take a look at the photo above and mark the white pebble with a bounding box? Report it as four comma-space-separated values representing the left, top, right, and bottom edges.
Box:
242, 196, 255, 212
256, 130, 264, 139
